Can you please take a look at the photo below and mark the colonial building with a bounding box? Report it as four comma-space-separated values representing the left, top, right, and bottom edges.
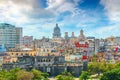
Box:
2, 55, 84, 77
4, 47, 38, 63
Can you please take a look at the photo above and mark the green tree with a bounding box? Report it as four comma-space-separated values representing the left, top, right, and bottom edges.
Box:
0, 70, 11, 80
0, 68, 21, 80
115, 62, 120, 68
16, 70, 34, 80
88, 61, 114, 76
56, 71, 75, 80
79, 71, 89, 80
88, 62, 102, 75
0, 68, 49, 80
100, 68, 120, 80
31, 69, 49, 80
9, 68, 21, 80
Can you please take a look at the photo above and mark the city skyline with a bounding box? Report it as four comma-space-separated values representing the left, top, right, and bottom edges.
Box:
0, 0, 120, 39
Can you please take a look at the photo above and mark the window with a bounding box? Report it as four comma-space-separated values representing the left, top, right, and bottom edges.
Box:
38, 64, 40, 67
21, 53, 23, 56
42, 58, 45, 62
16, 53, 18, 56
37, 59, 40, 62
48, 59, 50, 62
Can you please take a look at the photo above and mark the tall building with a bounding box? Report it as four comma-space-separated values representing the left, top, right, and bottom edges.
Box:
95, 39, 100, 54
0, 23, 22, 49
115, 37, 120, 45
87, 37, 95, 55
53, 24, 61, 38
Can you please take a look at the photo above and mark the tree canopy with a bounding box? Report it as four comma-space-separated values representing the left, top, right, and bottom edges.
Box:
100, 68, 120, 80
56, 70, 75, 80
0, 68, 49, 80
79, 71, 89, 80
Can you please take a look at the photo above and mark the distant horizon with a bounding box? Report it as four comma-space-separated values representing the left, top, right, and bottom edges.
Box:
1, 22, 120, 39
0, 0, 120, 39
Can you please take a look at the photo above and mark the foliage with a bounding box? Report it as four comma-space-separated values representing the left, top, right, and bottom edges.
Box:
9, 68, 21, 80
0, 70, 11, 80
0, 68, 49, 80
16, 70, 34, 80
56, 70, 75, 80
42, 72, 49, 79
0, 68, 21, 80
115, 62, 120, 68
31, 69, 49, 80
79, 71, 89, 80
100, 68, 120, 80
100, 62, 120, 80
88, 62, 103, 75
88, 61, 114, 76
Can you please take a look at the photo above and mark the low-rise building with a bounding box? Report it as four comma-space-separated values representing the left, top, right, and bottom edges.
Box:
2, 55, 85, 77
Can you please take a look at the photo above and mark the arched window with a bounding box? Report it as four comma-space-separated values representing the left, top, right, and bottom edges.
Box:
38, 64, 40, 67
37, 59, 40, 62
21, 53, 23, 56
16, 53, 18, 56
48, 59, 50, 62
40, 59, 42, 62
44, 58, 46, 62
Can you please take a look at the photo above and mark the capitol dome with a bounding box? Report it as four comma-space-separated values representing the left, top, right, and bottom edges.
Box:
53, 24, 61, 38
54, 24, 60, 32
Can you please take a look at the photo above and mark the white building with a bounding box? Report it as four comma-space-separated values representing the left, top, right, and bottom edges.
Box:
0, 23, 22, 49
94, 39, 100, 54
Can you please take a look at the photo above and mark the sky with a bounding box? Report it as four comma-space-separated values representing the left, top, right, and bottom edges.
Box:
0, 0, 120, 39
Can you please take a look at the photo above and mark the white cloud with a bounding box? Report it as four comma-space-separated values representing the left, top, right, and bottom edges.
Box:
0, 0, 32, 25
0, 0, 55, 24
100, 0, 120, 22
46, 0, 82, 16
46, 0, 66, 9
1, 0, 118, 38
95, 23, 120, 38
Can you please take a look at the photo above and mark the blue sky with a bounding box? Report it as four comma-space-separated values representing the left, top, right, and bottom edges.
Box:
0, 0, 120, 39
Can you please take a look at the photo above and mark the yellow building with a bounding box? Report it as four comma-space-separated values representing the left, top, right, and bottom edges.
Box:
5, 48, 39, 63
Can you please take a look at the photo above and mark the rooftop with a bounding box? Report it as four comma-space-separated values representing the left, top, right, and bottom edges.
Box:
0, 23, 15, 29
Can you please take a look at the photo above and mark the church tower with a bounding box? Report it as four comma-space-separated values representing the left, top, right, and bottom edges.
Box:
78, 29, 86, 41
53, 24, 61, 38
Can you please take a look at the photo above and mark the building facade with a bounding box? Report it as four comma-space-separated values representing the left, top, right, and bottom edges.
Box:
2, 55, 84, 77
22, 36, 33, 48
0, 23, 22, 49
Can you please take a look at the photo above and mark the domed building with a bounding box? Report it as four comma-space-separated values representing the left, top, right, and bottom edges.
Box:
78, 29, 86, 41
53, 24, 61, 38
